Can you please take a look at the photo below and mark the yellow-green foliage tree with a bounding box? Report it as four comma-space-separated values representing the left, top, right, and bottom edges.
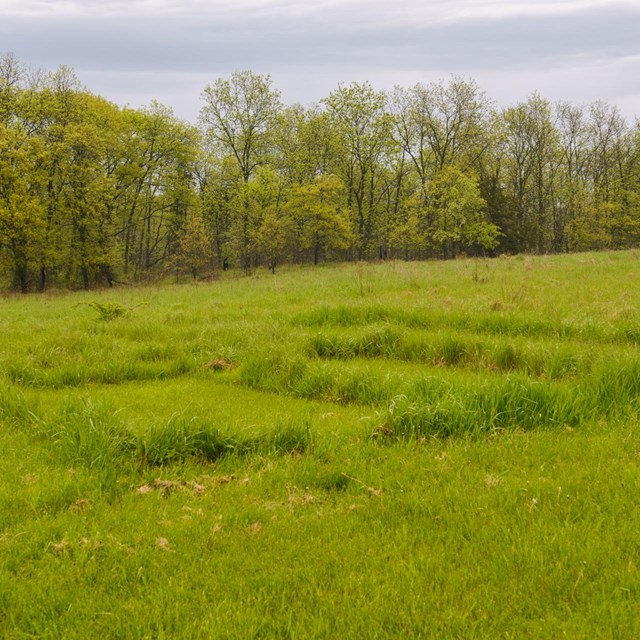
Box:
175, 214, 212, 279
426, 166, 501, 258
58, 119, 116, 288
286, 175, 352, 264
0, 123, 47, 291
324, 82, 393, 258
246, 167, 290, 272
115, 103, 199, 278
389, 193, 426, 259
4, 52, 640, 292
253, 208, 292, 273
197, 155, 241, 268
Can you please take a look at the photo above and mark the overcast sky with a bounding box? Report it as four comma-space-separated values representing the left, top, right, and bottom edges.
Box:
1, 0, 639, 122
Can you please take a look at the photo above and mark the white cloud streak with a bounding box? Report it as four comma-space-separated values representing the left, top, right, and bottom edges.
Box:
1, 0, 639, 121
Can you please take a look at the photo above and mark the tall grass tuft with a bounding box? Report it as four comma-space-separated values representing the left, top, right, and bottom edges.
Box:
33, 401, 314, 469
0, 385, 38, 430
241, 351, 397, 406
139, 416, 311, 465
138, 416, 243, 466
383, 376, 589, 440
306, 326, 400, 360
586, 360, 640, 416
295, 304, 640, 345
264, 420, 311, 455
240, 347, 308, 394
50, 400, 137, 469
382, 359, 640, 440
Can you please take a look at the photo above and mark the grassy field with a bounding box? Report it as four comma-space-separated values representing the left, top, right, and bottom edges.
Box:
1, 251, 640, 638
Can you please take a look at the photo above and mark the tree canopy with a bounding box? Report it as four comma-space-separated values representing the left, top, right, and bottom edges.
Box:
1, 53, 639, 291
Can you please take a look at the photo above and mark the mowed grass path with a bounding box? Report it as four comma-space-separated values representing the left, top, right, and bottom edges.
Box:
1, 252, 640, 638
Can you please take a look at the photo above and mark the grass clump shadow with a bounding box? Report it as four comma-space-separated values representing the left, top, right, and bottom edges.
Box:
266, 420, 311, 455
139, 416, 311, 466
306, 326, 400, 360
295, 304, 640, 346
240, 347, 308, 394
241, 349, 395, 406
315, 471, 351, 492
138, 416, 243, 466
305, 328, 598, 380
135, 410, 313, 467
39, 399, 312, 470
378, 359, 640, 441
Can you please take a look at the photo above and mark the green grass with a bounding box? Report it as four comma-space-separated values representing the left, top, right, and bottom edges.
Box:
1, 251, 640, 637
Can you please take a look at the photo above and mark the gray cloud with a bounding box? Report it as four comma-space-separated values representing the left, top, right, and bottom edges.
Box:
1, 0, 638, 121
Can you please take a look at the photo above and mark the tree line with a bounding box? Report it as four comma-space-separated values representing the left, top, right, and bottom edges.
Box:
1, 52, 639, 291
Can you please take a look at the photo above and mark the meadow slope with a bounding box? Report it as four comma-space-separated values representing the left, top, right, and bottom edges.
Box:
1, 252, 640, 638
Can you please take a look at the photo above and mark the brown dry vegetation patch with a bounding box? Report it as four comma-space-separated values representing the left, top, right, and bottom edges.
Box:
135, 474, 241, 497
204, 358, 235, 372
